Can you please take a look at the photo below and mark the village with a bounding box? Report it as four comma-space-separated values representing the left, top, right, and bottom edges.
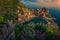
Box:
17, 4, 56, 25
0, 1, 60, 40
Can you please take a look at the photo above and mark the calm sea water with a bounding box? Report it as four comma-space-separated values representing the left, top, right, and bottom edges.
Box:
49, 8, 60, 25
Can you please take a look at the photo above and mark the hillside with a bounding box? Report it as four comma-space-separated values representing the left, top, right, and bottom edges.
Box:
0, 1, 59, 40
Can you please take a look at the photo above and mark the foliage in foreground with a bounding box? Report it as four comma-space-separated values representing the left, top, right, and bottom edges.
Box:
15, 22, 57, 40
0, 16, 4, 23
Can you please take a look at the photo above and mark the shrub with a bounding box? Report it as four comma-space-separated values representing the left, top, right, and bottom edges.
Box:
0, 16, 4, 23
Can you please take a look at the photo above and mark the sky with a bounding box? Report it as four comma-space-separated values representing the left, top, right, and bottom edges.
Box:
20, 0, 60, 9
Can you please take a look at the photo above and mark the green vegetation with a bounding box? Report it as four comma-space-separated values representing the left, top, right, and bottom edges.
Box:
0, 0, 19, 15
15, 22, 35, 40
0, 0, 59, 40
15, 21, 57, 40
46, 24, 57, 36
0, 16, 4, 23
0, 0, 19, 23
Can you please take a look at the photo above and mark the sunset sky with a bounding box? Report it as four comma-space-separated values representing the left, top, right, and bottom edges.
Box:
21, 0, 60, 9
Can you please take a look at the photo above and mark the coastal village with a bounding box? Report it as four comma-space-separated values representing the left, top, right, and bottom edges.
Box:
17, 3, 57, 25
0, 2, 60, 40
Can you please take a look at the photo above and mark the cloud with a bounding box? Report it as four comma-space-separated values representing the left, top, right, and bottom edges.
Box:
21, 0, 60, 9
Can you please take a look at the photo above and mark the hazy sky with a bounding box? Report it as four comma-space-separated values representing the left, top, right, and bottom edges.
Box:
21, 0, 60, 9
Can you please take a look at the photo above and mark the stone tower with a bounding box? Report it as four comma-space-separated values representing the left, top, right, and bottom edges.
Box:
0, 20, 15, 40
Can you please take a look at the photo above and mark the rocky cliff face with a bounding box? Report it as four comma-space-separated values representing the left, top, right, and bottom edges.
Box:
0, 21, 15, 40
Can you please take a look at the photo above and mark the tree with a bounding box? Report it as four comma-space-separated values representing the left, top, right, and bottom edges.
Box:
0, 0, 19, 15
0, 0, 19, 22
46, 24, 57, 36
